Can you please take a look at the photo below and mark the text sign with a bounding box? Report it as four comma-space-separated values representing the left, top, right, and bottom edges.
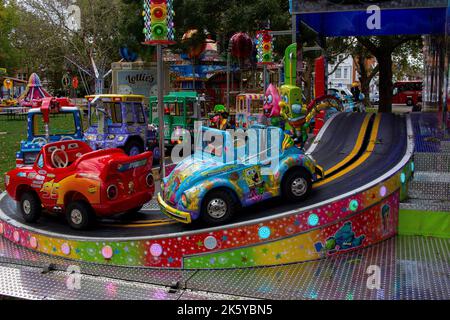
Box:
116, 69, 157, 97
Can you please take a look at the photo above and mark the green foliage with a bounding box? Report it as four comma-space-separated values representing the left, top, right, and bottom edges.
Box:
0, 0, 21, 72
125, 0, 291, 57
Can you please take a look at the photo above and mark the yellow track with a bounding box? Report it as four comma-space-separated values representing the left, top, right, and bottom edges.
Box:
100, 219, 177, 228
313, 114, 382, 188
323, 113, 373, 177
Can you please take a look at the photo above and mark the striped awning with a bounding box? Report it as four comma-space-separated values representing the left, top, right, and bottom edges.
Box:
238, 94, 264, 101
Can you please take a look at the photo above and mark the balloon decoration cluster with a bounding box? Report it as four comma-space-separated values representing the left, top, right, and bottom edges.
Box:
230, 32, 254, 60
255, 30, 274, 65
143, 0, 175, 45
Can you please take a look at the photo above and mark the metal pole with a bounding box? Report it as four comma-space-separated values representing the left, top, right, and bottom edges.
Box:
157, 44, 166, 178
263, 64, 268, 93
291, 13, 297, 44
192, 59, 196, 91
226, 50, 231, 107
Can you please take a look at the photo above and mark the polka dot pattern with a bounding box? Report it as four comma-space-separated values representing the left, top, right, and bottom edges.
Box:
102, 246, 114, 259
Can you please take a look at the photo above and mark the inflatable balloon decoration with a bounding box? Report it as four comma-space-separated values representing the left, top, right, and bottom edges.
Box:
230, 32, 253, 92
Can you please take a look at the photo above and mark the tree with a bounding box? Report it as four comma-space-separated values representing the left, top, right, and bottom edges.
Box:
126, 0, 291, 57
0, 0, 21, 72
356, 35, 421, 113
12, 0, 147, 93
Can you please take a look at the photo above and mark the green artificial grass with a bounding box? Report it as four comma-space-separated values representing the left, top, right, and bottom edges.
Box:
400, 209, 450, 238
0, 117, 27, 191
0, 114, 77, 191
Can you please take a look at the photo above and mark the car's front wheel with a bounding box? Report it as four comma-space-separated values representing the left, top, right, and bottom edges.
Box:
66, 201, 95, 230
20, 192, 42, 223
282, 169, 312, 202
201, 190, 237, 226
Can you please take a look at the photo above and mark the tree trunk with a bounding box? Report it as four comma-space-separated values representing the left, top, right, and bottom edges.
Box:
303, 57, 314, 103
357, 56, 371, 108
377, 53, 393, 113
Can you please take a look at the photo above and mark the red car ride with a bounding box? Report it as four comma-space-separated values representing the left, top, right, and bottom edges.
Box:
4, 140, 154, 230
392, 81, 423, 106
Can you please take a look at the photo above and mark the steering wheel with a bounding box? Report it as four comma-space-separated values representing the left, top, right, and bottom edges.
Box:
51, 148, 69, 168
60, 136, 74, 142
32, 137, 48, 146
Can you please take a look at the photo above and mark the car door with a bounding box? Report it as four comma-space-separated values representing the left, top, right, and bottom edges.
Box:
32, 152, 58, 210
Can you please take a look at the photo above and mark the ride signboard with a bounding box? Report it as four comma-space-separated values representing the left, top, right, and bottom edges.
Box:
290, 0, 448, 13
292, 0, 448, 37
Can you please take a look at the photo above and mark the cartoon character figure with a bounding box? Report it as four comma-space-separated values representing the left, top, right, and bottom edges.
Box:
244, 167, 266, 201
263, 84, 282, 127
210, 105, 230, 130
279, 85, 309, 147
381, 204, 391, 234
315, 222, 365, 254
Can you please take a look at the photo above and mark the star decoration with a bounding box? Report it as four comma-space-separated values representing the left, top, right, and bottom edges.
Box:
262, 248, 269, 254
168, 257, 174, 264
196, 241, 203, 247
275, 253, 282, 260
241, 256, 248, 263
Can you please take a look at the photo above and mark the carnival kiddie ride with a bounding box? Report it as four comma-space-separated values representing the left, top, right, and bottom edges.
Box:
16, 97, 84, 167
5, 140, 155, 230
84, 94, 160, 160
157, 125, 323, 225
149, 91, 204, 147
17, 73, 52, 108
0, 47, 413, 271
0, 110, 413, 269
234, 93, 267, 129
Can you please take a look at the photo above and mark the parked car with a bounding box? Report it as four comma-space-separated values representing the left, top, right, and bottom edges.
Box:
5, 140, 155, 230
158, 125, 323, 226
370, 92, 379, 105
392, 81, 422, 106
16, 97, 84, 167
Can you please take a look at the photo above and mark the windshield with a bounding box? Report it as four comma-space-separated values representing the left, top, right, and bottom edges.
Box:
89, 102, 122, 126
33, 112, 76, 137
195, 126, 283, 165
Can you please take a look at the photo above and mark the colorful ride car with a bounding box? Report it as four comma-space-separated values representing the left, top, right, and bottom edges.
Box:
235, 93, 267, 129
149, 91, 203, 146
158, 125, 324, 226
85, 94, 160, 160
5, 140, 155, 230
16, 97, 84, 167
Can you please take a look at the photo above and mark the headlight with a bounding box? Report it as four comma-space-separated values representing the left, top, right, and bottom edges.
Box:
118, 136, 125, 142
181, 193, 188, 208
146, 174, 154, 188
107, 185, 118, 200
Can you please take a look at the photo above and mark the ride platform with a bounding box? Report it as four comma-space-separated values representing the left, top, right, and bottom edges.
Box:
0, 113, 414, 270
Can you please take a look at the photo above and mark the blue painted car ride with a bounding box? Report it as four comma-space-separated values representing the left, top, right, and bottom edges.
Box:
158, 125, 324, 225
84, 94, 160, 160
16, 98, 84, 167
